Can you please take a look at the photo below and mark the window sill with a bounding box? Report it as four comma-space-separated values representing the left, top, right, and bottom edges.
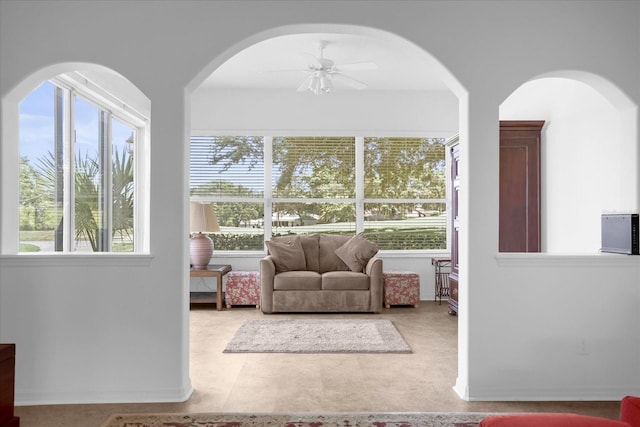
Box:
0, 253, 154, 268
211, 250, 452, 259
495, 252, 640, 267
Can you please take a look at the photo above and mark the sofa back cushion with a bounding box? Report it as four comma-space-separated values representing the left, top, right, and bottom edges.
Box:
266, 236, 306, 273
318, 234, 350, 273
300, 234, 320, 272
271, 234, 320, 272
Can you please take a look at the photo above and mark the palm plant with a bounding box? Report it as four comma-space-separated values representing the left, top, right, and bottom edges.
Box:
35, 148, 133, 251
73, 153, 100, 250
112, 147, 134, 244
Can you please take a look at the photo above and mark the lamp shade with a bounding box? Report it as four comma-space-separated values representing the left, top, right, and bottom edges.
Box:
189, 202, 219, 269
190, 202, 220, 232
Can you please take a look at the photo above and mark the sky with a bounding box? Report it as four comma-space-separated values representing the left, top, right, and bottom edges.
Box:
19, 80, 134, 167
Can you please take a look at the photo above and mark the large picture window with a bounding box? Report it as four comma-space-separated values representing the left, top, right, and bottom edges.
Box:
190, 135, 446, 251
19, 78, 143, 253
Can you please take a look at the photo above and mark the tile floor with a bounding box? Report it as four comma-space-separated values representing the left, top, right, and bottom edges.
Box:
14, 302, 622, 426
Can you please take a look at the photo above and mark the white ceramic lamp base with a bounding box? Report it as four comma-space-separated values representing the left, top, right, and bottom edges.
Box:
190, 232, 214, 269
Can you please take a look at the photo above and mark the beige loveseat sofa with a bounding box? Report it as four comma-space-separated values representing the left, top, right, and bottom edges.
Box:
260, 233, 383, 313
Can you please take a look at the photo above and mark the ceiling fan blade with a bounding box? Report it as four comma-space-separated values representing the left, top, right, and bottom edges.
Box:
334, 62, 378, 71
332, 73, 368, 90
296, 75, 313, 92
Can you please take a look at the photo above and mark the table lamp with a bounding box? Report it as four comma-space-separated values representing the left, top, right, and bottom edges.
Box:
190, 202, 220, 269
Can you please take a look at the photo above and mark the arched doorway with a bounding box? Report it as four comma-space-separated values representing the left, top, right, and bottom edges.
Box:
184, 23, 470, 408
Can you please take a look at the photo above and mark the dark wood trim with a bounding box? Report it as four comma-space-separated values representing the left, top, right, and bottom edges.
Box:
499, 120, 545, 131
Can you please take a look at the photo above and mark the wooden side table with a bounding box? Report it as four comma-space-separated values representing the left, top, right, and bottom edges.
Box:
190, 264, 232, 311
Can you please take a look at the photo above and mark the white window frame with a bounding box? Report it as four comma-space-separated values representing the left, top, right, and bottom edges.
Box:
17, 73, 149, 254
190, 133, 448, 253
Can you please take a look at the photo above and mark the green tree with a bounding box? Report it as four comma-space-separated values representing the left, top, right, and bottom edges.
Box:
19, 156, 47, 230
364, 137, 445, 199
198, 135, 445, 226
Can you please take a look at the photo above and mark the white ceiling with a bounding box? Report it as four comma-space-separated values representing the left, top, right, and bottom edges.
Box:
200, 33, 449, 92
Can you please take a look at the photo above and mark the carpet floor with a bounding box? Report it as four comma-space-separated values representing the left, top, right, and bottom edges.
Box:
101, 411, 490, 427
223, 319, 411, 353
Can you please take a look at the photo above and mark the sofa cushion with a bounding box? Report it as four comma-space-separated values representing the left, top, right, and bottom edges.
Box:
266, 236, 306, 272
274, 271, 322, 290
479, 414, 631, 427
272, 234, 320, 272
322, 271, 370, 290
334, 232, 379, 272
318, 234, 350, 273
300, 234, 320, 272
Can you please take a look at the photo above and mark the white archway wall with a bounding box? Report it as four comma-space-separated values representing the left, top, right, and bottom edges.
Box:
1, 1, 639, 406
188, 25, 466, 136
500, 77, 637, 253
191, 88, 459, 136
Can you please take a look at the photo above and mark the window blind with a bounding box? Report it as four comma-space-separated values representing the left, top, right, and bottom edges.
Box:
190, 136, 264, 198
272, 136, 355, 199
364, 137, 446, 199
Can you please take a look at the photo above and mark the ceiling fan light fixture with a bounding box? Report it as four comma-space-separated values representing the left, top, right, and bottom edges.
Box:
307, 71, 332, 95
308, 73, 321, 94
292, 41, 375, 95
320, 73, 333, 94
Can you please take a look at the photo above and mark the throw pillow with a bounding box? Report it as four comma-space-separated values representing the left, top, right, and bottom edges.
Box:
334, 233, 379, 272
266, 236, 306, 273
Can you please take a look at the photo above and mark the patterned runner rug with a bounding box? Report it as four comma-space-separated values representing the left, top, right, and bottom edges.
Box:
101, 412, 490, 427
223, 319, 412, 353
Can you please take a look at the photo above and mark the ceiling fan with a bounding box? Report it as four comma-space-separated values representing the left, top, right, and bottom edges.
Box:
271, 40, 378, 95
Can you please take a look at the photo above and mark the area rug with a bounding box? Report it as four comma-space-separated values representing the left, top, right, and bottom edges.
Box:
101, 412, 490, 427
223, 319, 412, 353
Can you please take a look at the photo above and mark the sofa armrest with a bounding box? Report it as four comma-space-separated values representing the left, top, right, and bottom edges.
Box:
480, 414, 631, 427
366, 256, 383, 313
260, 255, 276, 313
621, 395, 640, 427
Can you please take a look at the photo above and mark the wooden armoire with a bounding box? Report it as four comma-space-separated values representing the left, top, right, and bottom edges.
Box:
499, 121, 544, 252
447, 121, 543, 315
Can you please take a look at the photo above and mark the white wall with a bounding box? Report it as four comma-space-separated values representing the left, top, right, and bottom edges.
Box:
1, 0, 639, 405
194, 252, 451, 303
191, 88, 458, 136
500, 78, 635, 252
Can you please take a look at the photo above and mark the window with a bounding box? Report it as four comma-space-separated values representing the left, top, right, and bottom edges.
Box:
363, 137, 446, 249
19, 77, 144, 253
272, 136, 356, 236
190, 135, 446, 251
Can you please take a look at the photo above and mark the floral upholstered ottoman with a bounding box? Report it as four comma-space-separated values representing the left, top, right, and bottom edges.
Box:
225, 271, 260, 309
383, 271, 420, 308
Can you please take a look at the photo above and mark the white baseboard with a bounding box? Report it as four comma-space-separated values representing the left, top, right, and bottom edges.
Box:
15, 385, 194, 406
465, 385, 640, 401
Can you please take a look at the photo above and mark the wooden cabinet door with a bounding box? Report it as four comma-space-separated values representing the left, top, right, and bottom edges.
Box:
499, 121, 544, 252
